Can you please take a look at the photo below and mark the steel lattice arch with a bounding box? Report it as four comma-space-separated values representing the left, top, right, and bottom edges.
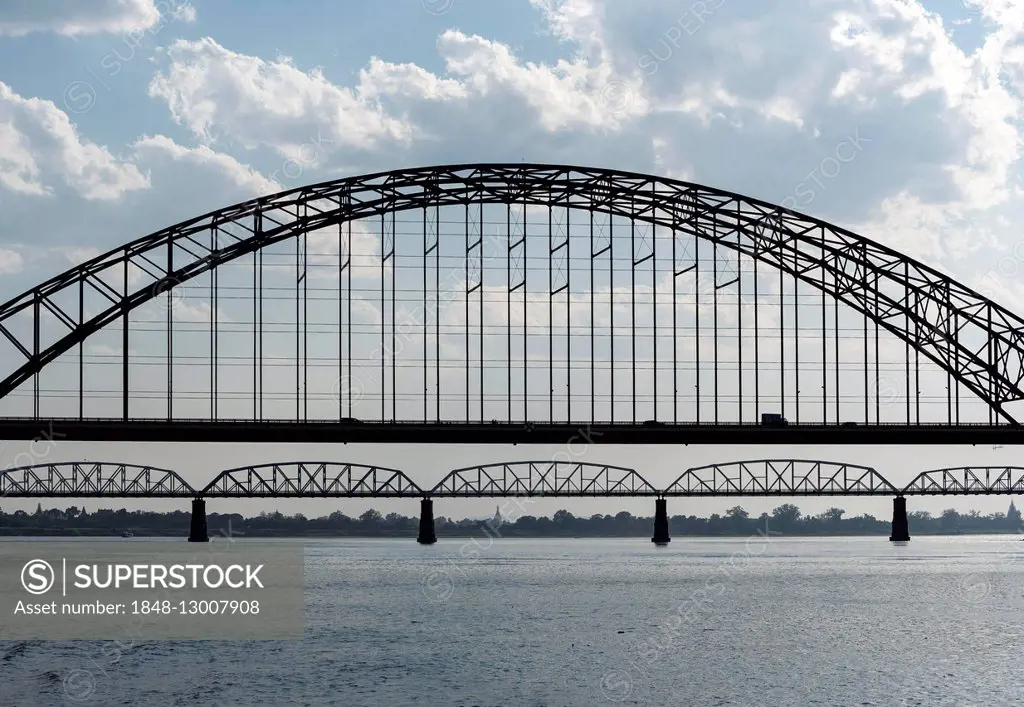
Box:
2, 163, 1023, 444
0, 462, 194, 497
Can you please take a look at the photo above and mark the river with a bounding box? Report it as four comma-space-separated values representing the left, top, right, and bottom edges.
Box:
2, 534, 1022, 706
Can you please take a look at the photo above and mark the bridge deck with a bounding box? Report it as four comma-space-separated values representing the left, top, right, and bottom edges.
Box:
1, 419, 1021, 445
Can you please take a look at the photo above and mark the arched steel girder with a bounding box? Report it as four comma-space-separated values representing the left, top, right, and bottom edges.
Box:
430, 460, 656, 497
902, 466, 1024, 495
201, 461, 421, 497
2, 163, 1023, 421
664, 459, 898, 496
0, 462, 194, 497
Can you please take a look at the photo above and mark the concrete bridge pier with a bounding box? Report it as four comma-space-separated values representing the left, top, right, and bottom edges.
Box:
417, 498, 437, 545
889, 496, 910, 542
188, 498, 209, 542
651, 497, 670, 545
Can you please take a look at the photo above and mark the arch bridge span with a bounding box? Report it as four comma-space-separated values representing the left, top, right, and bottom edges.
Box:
201, 462, 421, 497
664, 459, 898, 496
1, 163, 1024, 445
902, 466, 1024, 495
0, 462, 193, 497
429, 461, 656, 497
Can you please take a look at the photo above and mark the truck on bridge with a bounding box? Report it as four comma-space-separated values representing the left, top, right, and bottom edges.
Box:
761, 413, 788, 427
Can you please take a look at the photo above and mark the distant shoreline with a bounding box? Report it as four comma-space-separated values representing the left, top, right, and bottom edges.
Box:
2, 529, 1020, 539
7, 502, 1021, 539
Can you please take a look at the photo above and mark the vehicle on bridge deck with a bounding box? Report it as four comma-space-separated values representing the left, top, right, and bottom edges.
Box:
760, 413, 788, 427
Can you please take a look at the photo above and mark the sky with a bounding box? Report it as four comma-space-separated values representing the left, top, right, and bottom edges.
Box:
1, 0, 1024, 522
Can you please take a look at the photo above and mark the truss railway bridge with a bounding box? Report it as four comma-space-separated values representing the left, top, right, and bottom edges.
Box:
3, 459, 1023, 544
2, 163, 1024, 541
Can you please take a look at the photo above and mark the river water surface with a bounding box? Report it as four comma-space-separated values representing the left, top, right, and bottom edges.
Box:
3, 535, 1023, 706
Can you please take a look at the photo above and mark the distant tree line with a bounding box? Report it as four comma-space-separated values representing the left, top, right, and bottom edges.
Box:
1, 501, 1022, 537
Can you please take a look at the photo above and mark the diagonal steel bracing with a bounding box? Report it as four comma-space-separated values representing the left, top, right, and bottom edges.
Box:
202, 462, 422, 497
0, 462, 194, 497
902, 466, 1024, 495
664, 459, 898, 496
431, 461, 657, 497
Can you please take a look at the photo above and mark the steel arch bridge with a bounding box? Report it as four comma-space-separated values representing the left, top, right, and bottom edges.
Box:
0, 462, 194, 497
2, 163, 1024, 444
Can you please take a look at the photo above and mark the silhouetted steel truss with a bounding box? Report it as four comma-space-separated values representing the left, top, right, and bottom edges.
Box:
2, 163, 1024, 444
5, 459, 1024, 497
902, 466, 1024, 495
0, 462, 194, 497
664, 459, 898, 496
201, 462, 422, 497
429, 461, 656, 497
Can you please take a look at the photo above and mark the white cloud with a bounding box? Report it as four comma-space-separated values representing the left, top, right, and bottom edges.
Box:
145, 26, 650, 168
0, 249, 23, 274
148, 38, 415, 154
0, 0, 194, 37
0, 121, 45, 196
132, 134, 279, 196
358, 57, 468, 102
803, 0, 1024, 283
528, 0, 1024, 289
828, 0, 1021, 212
0, 81, 150, 201
436, 29, 648, 132
0, 130, 278, 304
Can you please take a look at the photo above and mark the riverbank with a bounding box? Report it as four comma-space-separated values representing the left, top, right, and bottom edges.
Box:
2, 528, 1021, 538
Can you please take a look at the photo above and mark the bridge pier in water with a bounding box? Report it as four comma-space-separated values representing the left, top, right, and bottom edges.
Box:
188, 498, 209, 542
652, 498, 670, 545
889, 496, 910, 542
417, 498, 437, 545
